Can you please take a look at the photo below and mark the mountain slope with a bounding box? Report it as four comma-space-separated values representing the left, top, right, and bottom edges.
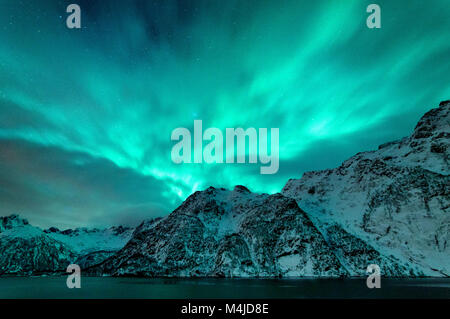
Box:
282, 101, 449, 276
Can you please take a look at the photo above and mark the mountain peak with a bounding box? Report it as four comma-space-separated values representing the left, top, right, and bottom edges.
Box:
0, 214, 29, 232
233, 185, 251, 193
412, 100, 449, 140
439, 99, 450, 107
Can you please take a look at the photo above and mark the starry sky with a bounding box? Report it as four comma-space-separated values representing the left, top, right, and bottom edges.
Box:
1, 0, 450, 228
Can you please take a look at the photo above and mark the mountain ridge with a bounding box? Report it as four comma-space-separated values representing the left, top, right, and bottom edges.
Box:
1, 101, 448, 277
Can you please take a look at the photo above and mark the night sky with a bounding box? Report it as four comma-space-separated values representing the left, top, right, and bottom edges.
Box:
1, 0, 450, 228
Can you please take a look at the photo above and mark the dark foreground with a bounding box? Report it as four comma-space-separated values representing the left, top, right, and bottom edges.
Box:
0, 277, 449, 299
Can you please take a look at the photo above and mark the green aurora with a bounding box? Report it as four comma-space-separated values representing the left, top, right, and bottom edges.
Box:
1, 0, 450, 228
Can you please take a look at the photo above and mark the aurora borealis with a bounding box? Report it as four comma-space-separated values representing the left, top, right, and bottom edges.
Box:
1, 0, 450, 228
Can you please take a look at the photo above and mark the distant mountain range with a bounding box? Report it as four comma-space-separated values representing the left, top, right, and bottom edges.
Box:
0, 214, 133, 275
1, 101, 448, 277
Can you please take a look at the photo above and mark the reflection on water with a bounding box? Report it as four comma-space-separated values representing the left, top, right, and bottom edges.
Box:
0, 277, 448, 299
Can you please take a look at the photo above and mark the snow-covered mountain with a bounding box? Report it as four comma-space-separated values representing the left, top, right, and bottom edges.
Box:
282, 101, 449, 277
90, 186, 415, 277
90, 186, 348, 277
0, 214, 133, 275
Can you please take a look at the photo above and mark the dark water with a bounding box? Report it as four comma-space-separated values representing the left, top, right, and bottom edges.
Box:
0, 277, 449, 299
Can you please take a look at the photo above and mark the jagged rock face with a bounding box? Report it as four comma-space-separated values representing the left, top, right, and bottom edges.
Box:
323, 224, 419, 277
92, 187, 348, 277
0, 235, 76, 275
282, 101, 450, 276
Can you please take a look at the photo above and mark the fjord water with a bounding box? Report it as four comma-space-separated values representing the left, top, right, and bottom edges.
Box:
0, 277, 449, 299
